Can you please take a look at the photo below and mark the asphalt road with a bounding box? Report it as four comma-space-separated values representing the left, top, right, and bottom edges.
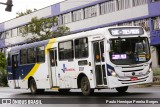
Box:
0, 86, 160, 107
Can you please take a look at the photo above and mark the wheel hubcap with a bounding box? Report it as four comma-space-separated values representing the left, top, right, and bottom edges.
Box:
83, 81, 88, 91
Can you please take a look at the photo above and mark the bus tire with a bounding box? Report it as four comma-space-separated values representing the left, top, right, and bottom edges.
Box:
116, 86, 128, 93
81, 76, 94, 96
29, 79, 44, 94
58, 89, 70, 93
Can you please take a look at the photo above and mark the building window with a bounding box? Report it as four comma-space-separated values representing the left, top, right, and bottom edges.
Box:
117, 0, 131, 10
59, 41, 74, 60
12, 28, 18, 37
0, 48, 6, 54
72, 9, 82, 22
18, 25, 28, 36
62, 13, 71, 24
100, 0, 116, 15
27, 48, 36, 64
118, 22, 133, 26
133, 0, 148, 6
20, 49, 27, 64
152, 0, 160, 2
36, 46, 45, 63
5, 30, 12, 39
0, 32, 5, 39
152, 17, 160, 30
75, 38, 88, 58
84, 5, 97, 19
57, 15, 62, 25
134, 19, 150, 31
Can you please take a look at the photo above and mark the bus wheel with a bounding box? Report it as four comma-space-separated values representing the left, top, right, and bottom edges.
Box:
29, 79, 44, 94
81, 76, 94, 96
58, 89, 70, 93
116, 86, 128, 93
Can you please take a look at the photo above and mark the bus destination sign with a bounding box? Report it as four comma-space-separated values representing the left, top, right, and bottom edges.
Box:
109, 27, 144, 36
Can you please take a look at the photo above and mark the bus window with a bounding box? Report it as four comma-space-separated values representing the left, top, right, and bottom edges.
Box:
20, 49, 27, 64
7, 53, 11, 66
109, 37, 150, 65
75, 38, 88, 58
37, 46, 45, 63
27, 48, 36, 64
59, 41, 74, 60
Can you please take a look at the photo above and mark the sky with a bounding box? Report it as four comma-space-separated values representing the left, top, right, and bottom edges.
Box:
0, 0, 65, 23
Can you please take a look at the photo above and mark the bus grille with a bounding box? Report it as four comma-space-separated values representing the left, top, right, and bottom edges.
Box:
118, 76, 148, 84
121, 64, 144, 73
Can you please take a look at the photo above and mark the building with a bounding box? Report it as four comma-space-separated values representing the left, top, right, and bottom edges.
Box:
0, 0, 160, 68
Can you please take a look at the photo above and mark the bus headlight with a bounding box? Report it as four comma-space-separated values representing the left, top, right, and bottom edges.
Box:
108, 68, 117, 77
149, 68, 152, 72
148, 68, 152, 74
145, 68, 152, 75
111, 72, 117, 77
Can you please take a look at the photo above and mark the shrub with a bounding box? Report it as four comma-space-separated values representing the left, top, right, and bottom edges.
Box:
0, 52, 7, 87
0, 67, 8, 86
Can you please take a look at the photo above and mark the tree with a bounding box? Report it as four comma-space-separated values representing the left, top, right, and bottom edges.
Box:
0, 52, 6, 68
16, 9, 37, 18
17, 9, 70, 41
0, 52, 7, 86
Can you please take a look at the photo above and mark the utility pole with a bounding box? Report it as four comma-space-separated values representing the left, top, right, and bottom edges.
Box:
0, 0, 13, 12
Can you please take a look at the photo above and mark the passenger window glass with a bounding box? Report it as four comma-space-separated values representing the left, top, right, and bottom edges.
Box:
28, 48, 36, 64
20, 49, 27, 64
59, 41, 73, 60
75, 38, 88, 58
37, 46, 45, 63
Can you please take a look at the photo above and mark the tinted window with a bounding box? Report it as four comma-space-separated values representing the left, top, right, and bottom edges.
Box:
59, 41, 73, 60
20, 49, 27, 64
75, 38, 88, 58
37, 46, 45, 63
28, 48, 36, 64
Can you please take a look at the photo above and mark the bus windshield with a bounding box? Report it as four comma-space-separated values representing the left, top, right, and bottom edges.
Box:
109, 37, 150, 65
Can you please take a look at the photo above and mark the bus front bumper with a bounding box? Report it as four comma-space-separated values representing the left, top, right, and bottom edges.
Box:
107, 70, 153, 88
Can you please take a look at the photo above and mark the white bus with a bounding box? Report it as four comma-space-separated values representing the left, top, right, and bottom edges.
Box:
6, 26, 153, 95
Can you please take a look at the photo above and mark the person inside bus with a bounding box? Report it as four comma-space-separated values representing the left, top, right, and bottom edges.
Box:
125, 47, 132, 55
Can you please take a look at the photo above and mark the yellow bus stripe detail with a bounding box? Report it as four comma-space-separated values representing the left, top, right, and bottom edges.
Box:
23, 64, 40, 80
45, 38, 57, 54
52, 88, 59, 90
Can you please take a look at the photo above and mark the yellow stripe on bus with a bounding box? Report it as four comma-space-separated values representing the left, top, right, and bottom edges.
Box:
23, 64, 40, 80
52, 88, 59, 90
45, 38, 57, 54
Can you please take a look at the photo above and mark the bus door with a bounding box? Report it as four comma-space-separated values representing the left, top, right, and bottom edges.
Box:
93, 41, 107, 86
12, 54, 20, 88
49, 48, 58, 87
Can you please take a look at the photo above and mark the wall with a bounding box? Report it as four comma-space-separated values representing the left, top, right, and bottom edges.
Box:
65, 4, 149, 32
148, 0, 160, 45
4, 6, 52, 30
60, 0, 98, 12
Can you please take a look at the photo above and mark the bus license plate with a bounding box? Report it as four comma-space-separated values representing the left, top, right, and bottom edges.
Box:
130, 77, 138, 81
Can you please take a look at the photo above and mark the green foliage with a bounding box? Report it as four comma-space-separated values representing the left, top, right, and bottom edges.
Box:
20, 16, 70, 41
0, 67, 7, 86
152, 68, 160, 76
17, 9, 70, 41
0, 52, 7, 86
0, 52, 6, 68
16, 9, 37, 18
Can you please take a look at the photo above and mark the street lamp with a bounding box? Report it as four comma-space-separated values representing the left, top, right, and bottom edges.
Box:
0, 0, 13, 12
